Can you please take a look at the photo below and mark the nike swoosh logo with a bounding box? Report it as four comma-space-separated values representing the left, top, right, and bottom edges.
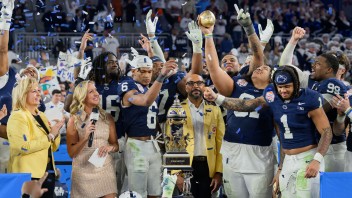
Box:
298, 102, 305, 105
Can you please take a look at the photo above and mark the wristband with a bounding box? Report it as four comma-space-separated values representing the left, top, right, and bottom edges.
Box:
204, 33, 213, 38
336, 114, 346, 123
149, 36, 157, 41
313, 152, 323, 163
244, 25, 255, 36
156, 74, 167, 83
215, 94, 225, 106
344, 107, 352, 115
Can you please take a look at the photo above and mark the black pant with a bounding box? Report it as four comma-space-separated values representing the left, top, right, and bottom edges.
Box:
191, 157, 212, 198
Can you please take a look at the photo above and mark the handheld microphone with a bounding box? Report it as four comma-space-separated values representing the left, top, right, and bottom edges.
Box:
88, 108, 99, 147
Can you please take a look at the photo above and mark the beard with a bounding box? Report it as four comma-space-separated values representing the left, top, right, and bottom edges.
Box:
189, 89, 203, 99
109, 70, 120, 80
226, 70, 238, 77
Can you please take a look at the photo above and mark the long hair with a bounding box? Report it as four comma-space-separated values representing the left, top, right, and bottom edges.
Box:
87, 52, 121, 85
12, 77, 38, 111
273, 65, 301, 100
70, 80, 107, 124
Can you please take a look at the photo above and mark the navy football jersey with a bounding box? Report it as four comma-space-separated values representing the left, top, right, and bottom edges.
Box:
312, 78, 348, 144
95, 76, 131, 138
224, 76, 274, 146
263, 84, 322, 149
238, 64, 249, 76
307, 75, 317, 89
117, 79, 158, 137
158, 71, 185, 123
0, 67, 16, 125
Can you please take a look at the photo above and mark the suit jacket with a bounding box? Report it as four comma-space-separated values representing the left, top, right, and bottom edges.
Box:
166, 100, 225, 178
7, 109, 60, 178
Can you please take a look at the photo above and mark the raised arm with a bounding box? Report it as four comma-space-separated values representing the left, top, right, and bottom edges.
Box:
279, 27, 311, 88
176, 21, 204, 95
203, 87, 267, 111
279, 27, 305, 66
234, 4, 264, 74
122, 61, 176, 107
0, 0, 15, 76
258, 19, 274, 50
199, 19, 234, 96
77, 29, 93, 60
185, 21, 203, 75
146, 10, 166, 63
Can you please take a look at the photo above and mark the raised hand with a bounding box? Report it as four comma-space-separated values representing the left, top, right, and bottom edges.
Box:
138, 34, 152, 54
185, 21, 203, 53
79, 29, 94, 52
197, 15, 214, 35
234, 4, 255, 36
160, 60, 177, 76
146, 10, 158, 37
0, 0, 15, 30
291, 27, 306, 42
259, 19, 274, 44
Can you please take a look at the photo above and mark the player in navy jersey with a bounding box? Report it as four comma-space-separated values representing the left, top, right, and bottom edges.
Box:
117, 51, 176, 198
141, 14, 203, 129
205, 65, 332, 198
280, 28, 349, 172
199, 6, 276, 197
309, 53, 348, 172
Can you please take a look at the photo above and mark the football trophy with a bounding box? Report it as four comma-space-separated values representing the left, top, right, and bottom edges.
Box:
163, 95, 193, 197
199, 10, 216, 28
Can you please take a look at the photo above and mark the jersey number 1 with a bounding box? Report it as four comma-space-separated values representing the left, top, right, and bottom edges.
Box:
280, 114, 293, 139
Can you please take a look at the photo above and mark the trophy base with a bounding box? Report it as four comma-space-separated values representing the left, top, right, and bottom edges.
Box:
163, 152, 192, 171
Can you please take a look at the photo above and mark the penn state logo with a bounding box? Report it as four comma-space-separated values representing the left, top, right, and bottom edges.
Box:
276, 75, 287, 84
265, 91, 275, 103
236, 79, 248, 87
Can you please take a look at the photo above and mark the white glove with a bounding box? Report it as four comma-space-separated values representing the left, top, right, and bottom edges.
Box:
78, 57, 92, 79
161, 168, 177, 198
0, 0, 15, 30
259, 19, 274, 44
185, 21, 203, 53
146, 9, 158, 35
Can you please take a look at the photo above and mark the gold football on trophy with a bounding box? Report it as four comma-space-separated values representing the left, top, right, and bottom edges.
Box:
199, 10, 216, 28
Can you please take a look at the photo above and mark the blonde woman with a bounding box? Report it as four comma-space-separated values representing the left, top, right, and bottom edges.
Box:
67, 80, 118, 198
7, 77, 64, 198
